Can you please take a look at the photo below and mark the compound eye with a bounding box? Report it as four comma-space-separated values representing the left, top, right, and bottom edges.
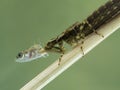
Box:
16, 52, 23, 58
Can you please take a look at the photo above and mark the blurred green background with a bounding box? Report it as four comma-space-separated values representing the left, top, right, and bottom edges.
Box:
0, 0, 120, 90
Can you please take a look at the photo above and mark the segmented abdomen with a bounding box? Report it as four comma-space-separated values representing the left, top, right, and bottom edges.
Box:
83, 0, 120, 36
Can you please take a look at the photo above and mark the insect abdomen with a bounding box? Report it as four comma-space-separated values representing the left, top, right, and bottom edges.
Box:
64, 0, 120, 45
87, 0, 120, 31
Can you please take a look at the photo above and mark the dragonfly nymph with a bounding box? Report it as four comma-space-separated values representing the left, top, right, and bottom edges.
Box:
16, 0, 120, 64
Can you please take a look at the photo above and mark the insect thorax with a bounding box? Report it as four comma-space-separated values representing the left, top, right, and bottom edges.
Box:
45, 21, 92, 51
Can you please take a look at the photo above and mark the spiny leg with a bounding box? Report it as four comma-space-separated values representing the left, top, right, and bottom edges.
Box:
93, 29, 104, 38
50, 45, 65, 65
80, 40, 84, 56
85, 19, 104, 38
58, 51, 64, 65
80, 33, 85, 56
57, 41, 65, 65
75, 32, 85, 56
74, 33, 85, 56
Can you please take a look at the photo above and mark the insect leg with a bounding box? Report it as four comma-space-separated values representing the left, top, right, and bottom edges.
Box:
80, 40, 84, 56
93, 29, 104, 38
85, 19, 104, 38
74, 32, 85, 56
73, 28, 85, 56
80, 33, 85, 56
58, 51, 64, 65
57, 41, 65, 65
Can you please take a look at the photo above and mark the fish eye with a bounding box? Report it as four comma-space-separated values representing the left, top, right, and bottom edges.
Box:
16, 52, 23, 58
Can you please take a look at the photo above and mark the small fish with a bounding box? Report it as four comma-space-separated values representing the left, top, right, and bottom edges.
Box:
16, 44, 48, 63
